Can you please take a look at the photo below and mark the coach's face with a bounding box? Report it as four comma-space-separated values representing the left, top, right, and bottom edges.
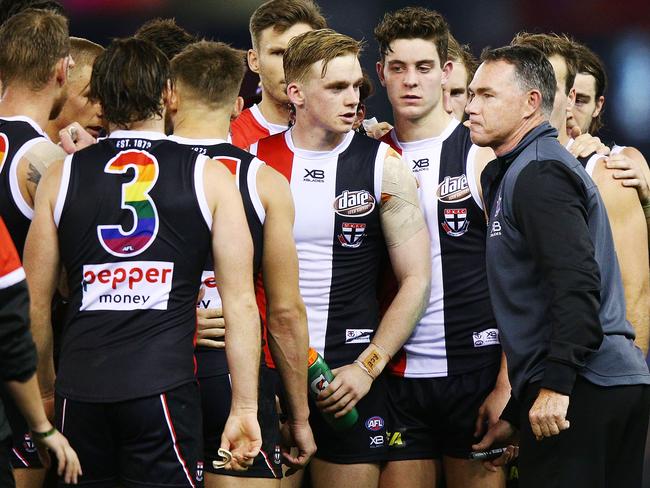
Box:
466, 60, 529, 154
294, 54, 363, 135
249, 22, 313, 105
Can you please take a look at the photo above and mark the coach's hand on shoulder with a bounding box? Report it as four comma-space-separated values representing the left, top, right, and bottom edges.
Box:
220, 409, 262, 471
280, 418, 316, 475
528, 388, 570, 441
316, 363, 372, 417
59, 122, 96, 154
472, 419, 518, 473
569, 133, 609, 158
32, 424, 82, 484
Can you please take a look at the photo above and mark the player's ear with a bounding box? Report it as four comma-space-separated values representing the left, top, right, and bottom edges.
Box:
286, 81, 304, 108
162, 79, 174, 108
441, 60, 453, 86
593, 95, 605, 117
248, 49, 260, 74
231, 96, 244, 121
567, 86, 576, 109
376, 61, 386, 87
54, 55, 69, 86
167, 82, 179, 112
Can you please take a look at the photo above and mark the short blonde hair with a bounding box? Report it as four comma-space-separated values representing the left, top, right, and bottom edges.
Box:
283, 28, 362, 84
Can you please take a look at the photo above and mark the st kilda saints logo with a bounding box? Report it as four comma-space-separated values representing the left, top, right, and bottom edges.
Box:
441, 208, 469, 237
333, 190, 376, 217
437, 174, 471, 203
338, 222, 366, 248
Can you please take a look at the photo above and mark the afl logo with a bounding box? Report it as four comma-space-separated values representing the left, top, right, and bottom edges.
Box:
333, 190, 376, 217
437, 175, 471, 203
365, 416, 384, 431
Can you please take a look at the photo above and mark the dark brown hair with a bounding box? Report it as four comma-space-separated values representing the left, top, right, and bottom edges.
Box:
171, 41, 246, 109
90, 37, 170, 128
374, 7, 449, 65
283, 28, 362, 84
511, 32, 577, 95
249, 0, 326, 49
135, 18, 197, 60
0, 8, 69, 92
447, 33, 478, 87
572, 40, 607, 133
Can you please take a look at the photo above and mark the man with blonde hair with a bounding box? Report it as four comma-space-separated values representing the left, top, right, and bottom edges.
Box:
252, 28, 431, 488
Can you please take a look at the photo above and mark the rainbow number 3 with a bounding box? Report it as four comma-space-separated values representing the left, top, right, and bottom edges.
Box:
97, 150, 160, 257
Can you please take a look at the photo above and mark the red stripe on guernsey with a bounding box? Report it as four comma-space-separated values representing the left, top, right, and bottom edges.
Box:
160, 394, 196, 488
256, 134, 294, 183
380, 130, 402, 154
255, 271, 275, 369
259, 449, 279, 478
12, 448, 29, 467
231, 109, 269, 151
0, 217, 22, 279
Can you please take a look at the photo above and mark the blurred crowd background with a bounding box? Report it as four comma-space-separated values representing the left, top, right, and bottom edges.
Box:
60, 0, 650, 155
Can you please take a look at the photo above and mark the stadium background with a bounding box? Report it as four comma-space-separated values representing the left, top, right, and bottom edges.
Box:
60, 0, 650, 156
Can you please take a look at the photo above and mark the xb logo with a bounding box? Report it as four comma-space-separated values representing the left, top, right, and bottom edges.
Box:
304, 168, 325, 179
412, 158, 429, 171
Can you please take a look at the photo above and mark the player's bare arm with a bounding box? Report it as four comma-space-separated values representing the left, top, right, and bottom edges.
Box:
17, 141, 66, 206
204, 158, 262, 470
318, 151, 431, 417
593, 159, 650, 354
607, 147, 650, 245
22, 159, 64, 412
257, 163, 316, 469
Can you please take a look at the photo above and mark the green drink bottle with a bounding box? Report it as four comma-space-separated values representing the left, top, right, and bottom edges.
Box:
307, 348, 359, 431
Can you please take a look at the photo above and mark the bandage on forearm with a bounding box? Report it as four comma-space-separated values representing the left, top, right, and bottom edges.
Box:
380, 154, 426, 247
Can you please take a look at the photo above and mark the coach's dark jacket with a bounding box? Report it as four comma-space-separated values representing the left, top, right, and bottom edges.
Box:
481, 122, 650, 410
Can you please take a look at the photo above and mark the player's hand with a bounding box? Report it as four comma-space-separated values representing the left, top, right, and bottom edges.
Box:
364, 121, 393, 140
528, 388, 570, 441
606, 153, 650, 205
58, 122, 96, 154
316, 363, 372, 417
568, 133, 609, 158
472, 419, 518, 472
279, 418, 316, 475
33, 427, 83, 484
474, 384, 510, 438
196, 287, 225, 348
220, 410, 262, 471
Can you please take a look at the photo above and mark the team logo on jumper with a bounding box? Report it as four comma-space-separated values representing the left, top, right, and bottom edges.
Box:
387, 431, 405, 448
23, 434, 36, 453
310, 374, 329, 396
80, 261, 174, 311
196, 462, 203, 482
333, 190, 375, 217
472, 328, 500, 348
365, 416, 384, 432
437, 175, 471, 203
97, 150, 160, 257
369, 435, 385, 448
197, 271, 222, 310
0, 133, 8, 171
338, 222, 367, 248
274, 445, 281, 464
441, 208, 469, 237
345, 328, 372, 344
